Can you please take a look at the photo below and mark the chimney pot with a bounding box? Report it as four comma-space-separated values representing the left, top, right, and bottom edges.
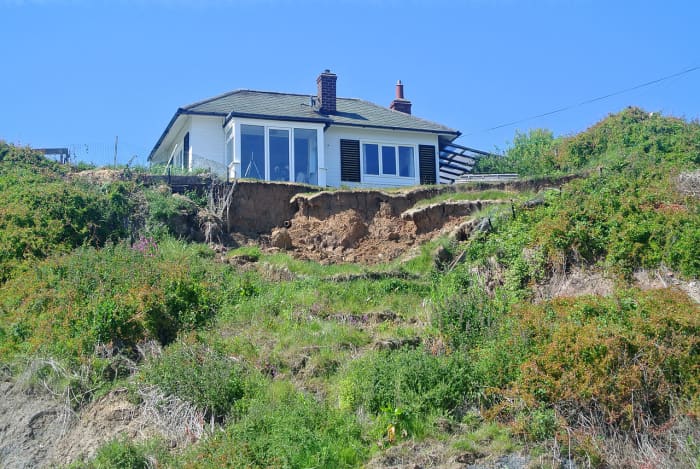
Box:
395, 80, 404, 99
390, 79, 412, 115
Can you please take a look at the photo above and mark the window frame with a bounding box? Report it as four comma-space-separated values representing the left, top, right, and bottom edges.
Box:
227, 119, 320, 184
361, 140, 417, 179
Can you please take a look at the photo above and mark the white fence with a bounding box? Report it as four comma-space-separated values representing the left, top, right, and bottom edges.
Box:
454, 173, 519, 183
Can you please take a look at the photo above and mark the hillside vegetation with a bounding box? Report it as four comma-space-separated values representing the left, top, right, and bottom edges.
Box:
0, 107, 699, 468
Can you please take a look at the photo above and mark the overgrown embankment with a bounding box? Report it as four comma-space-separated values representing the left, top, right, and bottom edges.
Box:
0, 107, 699, 469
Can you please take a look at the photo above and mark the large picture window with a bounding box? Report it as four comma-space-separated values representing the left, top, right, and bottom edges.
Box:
362, 142, 415, 178
235, 123, 318, 184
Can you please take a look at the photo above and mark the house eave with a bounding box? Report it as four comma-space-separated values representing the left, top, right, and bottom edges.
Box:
329, 122, 461, 139
148, 109, 227, 161
224, 111, 331, 126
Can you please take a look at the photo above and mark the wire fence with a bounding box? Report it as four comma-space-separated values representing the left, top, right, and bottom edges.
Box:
58, 141, 152, 168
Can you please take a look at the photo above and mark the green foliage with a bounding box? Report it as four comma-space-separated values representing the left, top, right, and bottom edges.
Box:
475, 129, 556, 176
84, 438, 149, 469
143, 189, 199, 240
142, 341, 246, 420
466, 113, 700, 280
431, 265, 507, 349
0, 241, 218, 361
68, 437, 172, 469
475, 107, 700, 177
183, 382, 366, 468
337, 348, 475, 419
487, 290, 700, 431
0, 142, 133, 282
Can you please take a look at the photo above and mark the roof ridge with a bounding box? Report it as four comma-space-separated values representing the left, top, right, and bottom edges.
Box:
347, 97, 459, 133
185, 89, 317, 109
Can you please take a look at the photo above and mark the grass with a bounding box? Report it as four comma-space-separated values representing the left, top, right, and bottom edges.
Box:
2, 108, 700, 468
452, 422, 519, 456
413, 189, 519, 207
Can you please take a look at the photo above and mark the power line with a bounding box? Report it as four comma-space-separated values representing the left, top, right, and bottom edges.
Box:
464, 64, 700, 136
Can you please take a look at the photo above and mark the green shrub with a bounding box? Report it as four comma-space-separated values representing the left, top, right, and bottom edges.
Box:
0, 241, 220, 361
68, 437, 172, 469
142, 341, 245, 420
338, 348, 475, 419
0, 143, 133, 282
432, 266, 507, 349
183, 382, 366, 468
87, 438, 148, 469
143, 189, 199, 240
490, 290, 700, 432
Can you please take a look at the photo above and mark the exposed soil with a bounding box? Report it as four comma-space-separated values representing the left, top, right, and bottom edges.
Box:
0, 379, 71, 469
677, 170, 700, 198
0, 374, 201, 468
277, 198, 505, 265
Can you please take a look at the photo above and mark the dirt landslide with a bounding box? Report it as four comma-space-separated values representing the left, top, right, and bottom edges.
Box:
216, 175, 583, 265
281, 198, 503, 265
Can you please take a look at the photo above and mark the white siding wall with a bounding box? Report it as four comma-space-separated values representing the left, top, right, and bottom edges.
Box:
189, 115, 226, 177
324, 126, 440, 188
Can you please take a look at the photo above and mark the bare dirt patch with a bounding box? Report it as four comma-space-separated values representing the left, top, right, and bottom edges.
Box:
281, 198, 504, 265
677, 170, 700, 198
535, 266, 616, 301
0, 374, 202, 468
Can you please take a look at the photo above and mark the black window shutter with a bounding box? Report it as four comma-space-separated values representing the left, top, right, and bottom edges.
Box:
340, 139, 361, 183
418, 144, 437, 185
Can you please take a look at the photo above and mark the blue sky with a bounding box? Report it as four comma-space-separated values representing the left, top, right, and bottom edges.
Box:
1, 0, 698, 166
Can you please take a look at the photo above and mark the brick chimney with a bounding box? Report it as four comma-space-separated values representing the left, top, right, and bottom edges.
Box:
316, 69, 337, 114
389, 80, 412, 114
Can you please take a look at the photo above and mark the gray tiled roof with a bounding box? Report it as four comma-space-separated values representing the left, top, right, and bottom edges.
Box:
183, 90, 460, 135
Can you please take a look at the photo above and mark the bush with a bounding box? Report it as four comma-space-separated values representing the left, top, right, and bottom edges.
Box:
0, 143, 133, 282
142, 341, 245, 421
491, 290, 700, 432
69, 437, 171, 469
183, 382, 366, 468
432, 266, 507, 349
338, 348, 475, 420
86, 438, 149, 469
143, 189, 199, 240
0, 241, 219, 362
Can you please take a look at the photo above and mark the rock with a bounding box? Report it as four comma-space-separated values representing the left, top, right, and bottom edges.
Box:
433, 245, 452, 268
450, 218, 479, 242
373, 337, 421, 350
522, 195, 545, 208
270, 227, 293, 250
475, 217, 492, 234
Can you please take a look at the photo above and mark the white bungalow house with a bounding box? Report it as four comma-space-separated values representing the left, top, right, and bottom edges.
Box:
149, 70, 471, 187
